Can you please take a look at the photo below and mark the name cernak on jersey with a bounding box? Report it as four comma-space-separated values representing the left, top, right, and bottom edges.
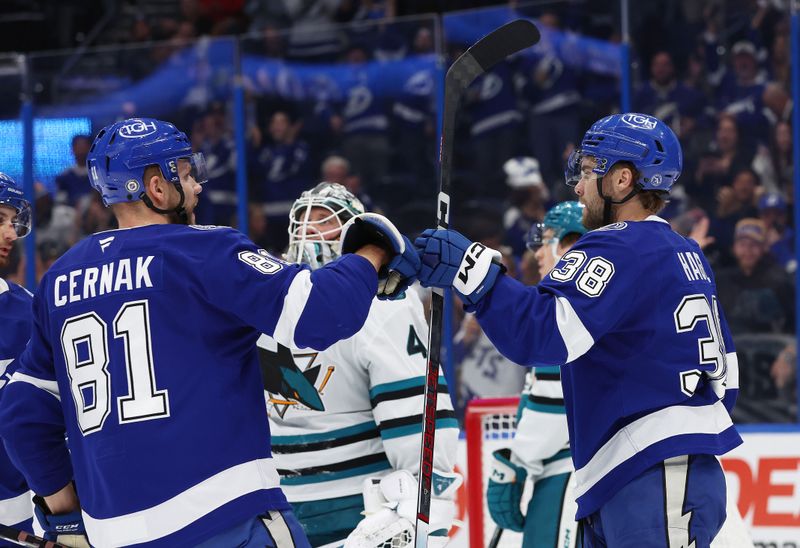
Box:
53, 256, 157, 307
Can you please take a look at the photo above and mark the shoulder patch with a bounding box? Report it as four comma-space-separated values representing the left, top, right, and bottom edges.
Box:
594, 222, 628, 232
188, 224, 225, 231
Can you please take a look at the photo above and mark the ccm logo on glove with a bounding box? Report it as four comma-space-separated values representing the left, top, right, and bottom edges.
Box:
454, 243, 495, 295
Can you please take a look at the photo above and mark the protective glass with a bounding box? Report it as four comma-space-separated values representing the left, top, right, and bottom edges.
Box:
185, 152, 209, 185
0, 200, 32, 238
564, 149, 602, 187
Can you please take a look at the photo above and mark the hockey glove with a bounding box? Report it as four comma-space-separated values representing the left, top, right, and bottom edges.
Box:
414, 229, 503, 306
33, 496, 90, 548
486, 449, 526, 532
345, 469, 462, 548
340, 213, 420, 300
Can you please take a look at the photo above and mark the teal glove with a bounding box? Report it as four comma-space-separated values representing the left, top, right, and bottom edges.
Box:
486, 448, 526, 532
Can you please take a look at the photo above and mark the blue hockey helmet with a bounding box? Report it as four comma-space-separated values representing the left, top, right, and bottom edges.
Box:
87, 118, 208, 206
526, 201, 586, 250
0, 173, 32, 238
565, 113, 682, 192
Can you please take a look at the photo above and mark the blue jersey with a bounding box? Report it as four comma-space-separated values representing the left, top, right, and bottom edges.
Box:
0, 279, 33, 535
55, 166, 92, 207
472, 216, 741, 519
466, 63, 521, 138
0, 224, 377, 547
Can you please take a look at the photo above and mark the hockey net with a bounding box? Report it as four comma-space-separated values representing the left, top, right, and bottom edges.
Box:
465, 397, 523, 548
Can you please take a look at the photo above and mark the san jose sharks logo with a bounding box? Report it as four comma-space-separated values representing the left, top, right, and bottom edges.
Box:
257, 336, 335, 418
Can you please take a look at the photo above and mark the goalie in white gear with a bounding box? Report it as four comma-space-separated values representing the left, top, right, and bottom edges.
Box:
259, 182, 461, 547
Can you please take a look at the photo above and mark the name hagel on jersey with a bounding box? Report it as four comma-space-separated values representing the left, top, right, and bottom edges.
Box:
258, 288, 460, 502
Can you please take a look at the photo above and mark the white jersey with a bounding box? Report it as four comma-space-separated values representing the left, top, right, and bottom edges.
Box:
258, 289, 459, 502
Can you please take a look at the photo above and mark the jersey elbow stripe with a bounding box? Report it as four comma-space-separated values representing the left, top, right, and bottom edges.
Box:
0, 491, 33, 526
370, 378, 450, 407
377, 410, 459, 440
725, 352, 739, 390
272, 427, 380, 454
272, 271, 313, 348
277, 452, 391, 484
9, 372, 60, 401
554, 296, 594, 363
534, 371, 561, 381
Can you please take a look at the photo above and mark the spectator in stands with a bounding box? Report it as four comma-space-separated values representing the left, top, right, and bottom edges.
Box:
716, 41, 769, 145
716, 218, 795, 336
192, 103, 238, 226
335, 43, 391, 195
709, 168, 761, 265
770, 32, 790, 89
78, 192, 117, 236
633, 51, 705, 131
770, 343, 796, 393
518, 10, 581, 187
252, 109, 312, 249
320, 155, 375, 211
34, 188, 78, 253
763, 83, 793, 128
55, 135, 92, 207
770, 120, 793, 192
502, 157, 548, 259
691, 114, 755, 212
392, 64, 435, 187
465, 62, 522, 200
757, 191, 795, 274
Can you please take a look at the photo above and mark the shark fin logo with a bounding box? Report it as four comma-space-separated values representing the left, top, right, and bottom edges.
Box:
258, 342, 334, 418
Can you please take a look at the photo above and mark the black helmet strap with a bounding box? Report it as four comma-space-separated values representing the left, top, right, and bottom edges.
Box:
142, 181, 189, 224
595, 175, 640, 226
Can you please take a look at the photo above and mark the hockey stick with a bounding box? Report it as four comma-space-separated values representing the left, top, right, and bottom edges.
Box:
0, 524, 67, 548
488, 526, 504, 548
414, 19, 541, 548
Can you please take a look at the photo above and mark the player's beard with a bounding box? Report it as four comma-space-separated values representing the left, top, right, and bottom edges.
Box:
582, 195, 610, 230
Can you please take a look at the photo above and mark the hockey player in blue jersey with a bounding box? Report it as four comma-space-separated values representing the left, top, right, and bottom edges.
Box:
0, 118, 420, 548
487, 201, 585, 548
414, 113, 742, 547
0, 174, 35, 545
259, 182, 460, 547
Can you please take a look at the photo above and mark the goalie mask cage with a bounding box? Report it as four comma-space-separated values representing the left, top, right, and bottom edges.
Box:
465, 397, 523, 548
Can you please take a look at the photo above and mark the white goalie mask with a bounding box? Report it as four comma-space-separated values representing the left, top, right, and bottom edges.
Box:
285, 182, 365, 270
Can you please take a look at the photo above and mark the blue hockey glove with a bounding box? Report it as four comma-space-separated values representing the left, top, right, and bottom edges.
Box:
340, 213, 421, 300
33, 495, 90, 547
414, 229, 504, 306
486, 449, 526, 532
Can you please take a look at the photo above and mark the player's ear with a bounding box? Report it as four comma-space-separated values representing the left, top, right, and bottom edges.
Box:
613, 165, 635, 194
143, 167, 169, 207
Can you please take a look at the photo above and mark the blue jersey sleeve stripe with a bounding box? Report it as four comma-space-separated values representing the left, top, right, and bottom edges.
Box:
0, 491, 33, 526
554, 296, 594, 363
725, 352, 739, 390
9, 372, 60, 400
272, 270, 312, 348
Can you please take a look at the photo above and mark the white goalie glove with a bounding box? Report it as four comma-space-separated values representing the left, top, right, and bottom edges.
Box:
344, 469, 462, 548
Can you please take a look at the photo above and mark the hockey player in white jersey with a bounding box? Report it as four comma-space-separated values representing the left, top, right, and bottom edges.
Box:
257, 182, 461, 547
414, 113, 742, 547
487, 201, 585, 548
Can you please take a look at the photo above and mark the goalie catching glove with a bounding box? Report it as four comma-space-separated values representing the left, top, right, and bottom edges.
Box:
340, 213, 421, 300
414, 229, 504, 306
344, 469, 462, 548
33, 496, 90, 548
486, 448, 527, 532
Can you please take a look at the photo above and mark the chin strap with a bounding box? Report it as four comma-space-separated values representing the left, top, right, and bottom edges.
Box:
596, 176, 639, 225
141, 182, 189, 224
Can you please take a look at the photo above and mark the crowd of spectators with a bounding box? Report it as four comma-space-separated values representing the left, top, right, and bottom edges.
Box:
0, 0, 796, 422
